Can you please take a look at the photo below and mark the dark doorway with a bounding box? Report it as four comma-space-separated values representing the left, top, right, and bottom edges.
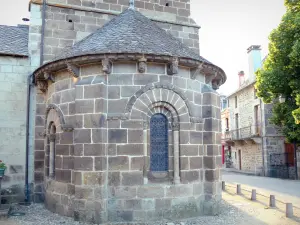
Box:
238, 150, 242, 170
150, 113, 169, 172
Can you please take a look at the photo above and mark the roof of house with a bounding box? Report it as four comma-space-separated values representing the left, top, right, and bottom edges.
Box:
53, 8, 212, 65
0, 25, 29, 57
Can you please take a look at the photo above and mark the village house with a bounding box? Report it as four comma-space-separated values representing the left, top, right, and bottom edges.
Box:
225, 45, 299, 179
0, 0, 227, 223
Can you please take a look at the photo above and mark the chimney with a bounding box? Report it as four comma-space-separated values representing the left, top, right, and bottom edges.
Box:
247, 45, 262, 81
238, 71, 245, 87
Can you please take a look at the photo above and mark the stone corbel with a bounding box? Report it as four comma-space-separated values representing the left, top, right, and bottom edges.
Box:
205, 71, 218, 84
102, 58, 112, 74
191, 63, 204, 80
167, 57, 179, 75
67, 63, 80, 78
212, 79, 221, 90
36, 79, 48, 93
44, 72, 55, 83
138, 57, 147, 73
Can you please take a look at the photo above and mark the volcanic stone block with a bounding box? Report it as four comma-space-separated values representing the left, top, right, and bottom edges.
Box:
203, 156, 216, 169
84, 114, 106, 128
108, 129, 127, 143
190, 157, 203, 169
84, 84, 106, 98
108, 172, 120, 186
92, 129, 107, 143
180, 157, 189, 170
137, 186, 164, 198
60, 132, 73, 144
166, 185, 193, 197
75, 99, 94, 114
130, 157, 144, 170
95, 98, 107, 113
108, 156, 129, 170
180, 170, 200, 183
108, 86, 120, 99
121, 171, 143, 186
134, 74, 158, 85
74, 129, 91, 143
108, 99, 128, 113
190, 131, 203, 144
180, 145, 198, 156
74, 157, 93, 171
83, 172, 105, 185
124, 199, 142, 210
84, 144, 105, 156
128, 130, 143, 143
203, 132, 214, 144
205, 170, 218, 182
117, 144, 143, 156
56, 169, 71, 183
63, 156, 74, 169
108, 74, 133, 85
94, 157, 107, 171
121, 86, 141, 98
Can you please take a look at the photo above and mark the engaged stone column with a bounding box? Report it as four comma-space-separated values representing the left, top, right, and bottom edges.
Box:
143, 122, 148, 184
49, 134, 56, 177
174, 129, 180, 184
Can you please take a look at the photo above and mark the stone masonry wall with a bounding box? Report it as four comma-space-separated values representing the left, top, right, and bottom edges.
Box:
231, 143, 263, 175
36, 61, 223, 223
0, 56, 31, 202
29, 1, 199, 64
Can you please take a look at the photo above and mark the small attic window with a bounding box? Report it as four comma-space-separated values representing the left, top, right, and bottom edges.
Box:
166, 3, 169, 6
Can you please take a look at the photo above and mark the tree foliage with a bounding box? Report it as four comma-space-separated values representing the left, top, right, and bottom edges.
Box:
255, 0, 300, 142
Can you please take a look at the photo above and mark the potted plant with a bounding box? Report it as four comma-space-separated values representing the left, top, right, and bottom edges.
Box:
0, 161, 7, 177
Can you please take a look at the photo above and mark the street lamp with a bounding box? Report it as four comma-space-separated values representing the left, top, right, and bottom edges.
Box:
278, 94, 298, 180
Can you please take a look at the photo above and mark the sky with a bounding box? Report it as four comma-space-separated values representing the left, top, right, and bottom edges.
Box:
0, 0, 286, 95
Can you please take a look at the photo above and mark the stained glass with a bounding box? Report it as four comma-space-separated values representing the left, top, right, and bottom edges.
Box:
150, 113, 168, 171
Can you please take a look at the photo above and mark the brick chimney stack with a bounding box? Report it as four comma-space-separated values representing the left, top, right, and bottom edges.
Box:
238, 71, 245, 87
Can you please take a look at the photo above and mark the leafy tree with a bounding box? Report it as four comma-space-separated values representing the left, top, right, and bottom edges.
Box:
255, 0, 300, 143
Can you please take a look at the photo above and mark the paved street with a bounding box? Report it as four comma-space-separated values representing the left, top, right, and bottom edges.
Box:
223, 170, 300, 207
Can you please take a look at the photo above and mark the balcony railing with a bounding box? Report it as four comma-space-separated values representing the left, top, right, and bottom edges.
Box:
224, 125, 261, 141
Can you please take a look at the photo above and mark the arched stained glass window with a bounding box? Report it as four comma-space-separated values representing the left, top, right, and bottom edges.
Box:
150, 113, 169, 172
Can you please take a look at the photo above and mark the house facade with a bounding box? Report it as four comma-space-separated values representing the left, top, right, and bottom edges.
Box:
225, 45, 297, 178
0, 0, 227, 223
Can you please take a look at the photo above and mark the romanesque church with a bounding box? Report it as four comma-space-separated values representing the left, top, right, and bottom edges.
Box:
0, 0, 226, 223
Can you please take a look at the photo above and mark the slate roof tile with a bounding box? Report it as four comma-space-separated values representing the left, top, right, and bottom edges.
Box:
0, 25, 29, 56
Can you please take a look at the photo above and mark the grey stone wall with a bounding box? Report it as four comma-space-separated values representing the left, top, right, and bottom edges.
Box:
29, 1, 199, 63
35, 61, 222, 223
0, 56, 31, 202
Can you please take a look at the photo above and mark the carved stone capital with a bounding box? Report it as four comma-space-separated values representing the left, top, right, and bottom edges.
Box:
37, 79, 48, 93
102, 58, 112, 74
167, 57, 179, 75
44, 72, 54, 83
172, 122, 180, 131
67, 63, 79, 78
49, 134, 56, 142
138, 57, 147, 73
61, 124, 74, 132
212, 79, 221, 90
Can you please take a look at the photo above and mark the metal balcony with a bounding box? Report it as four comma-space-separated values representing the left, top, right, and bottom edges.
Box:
224, 125, 261, 141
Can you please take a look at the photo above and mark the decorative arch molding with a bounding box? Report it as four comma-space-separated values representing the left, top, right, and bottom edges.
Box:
125, 82, 201, 121
44, 104, 73, 133
145, 101, 180, 131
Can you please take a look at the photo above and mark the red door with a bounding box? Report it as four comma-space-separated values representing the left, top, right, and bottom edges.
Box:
285, 143, 295, 166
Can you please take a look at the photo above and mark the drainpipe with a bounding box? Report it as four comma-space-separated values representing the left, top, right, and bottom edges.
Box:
260, 99, 265, 176
25, 74, 34, 204
40, 0, 46, 65
25, 0, 46, 203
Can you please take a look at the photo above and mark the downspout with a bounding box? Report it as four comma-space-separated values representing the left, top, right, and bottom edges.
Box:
25, 74, 34, 204
40, 0, 46, 65
25, 0, 46, 203
260, 99, 265, 176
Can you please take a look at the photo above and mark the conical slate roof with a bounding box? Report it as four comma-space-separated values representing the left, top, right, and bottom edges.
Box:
54, 8, 212, 64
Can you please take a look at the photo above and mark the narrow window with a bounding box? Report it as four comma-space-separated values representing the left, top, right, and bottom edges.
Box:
49, 123, 56, 178
150, 113, 169, 172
